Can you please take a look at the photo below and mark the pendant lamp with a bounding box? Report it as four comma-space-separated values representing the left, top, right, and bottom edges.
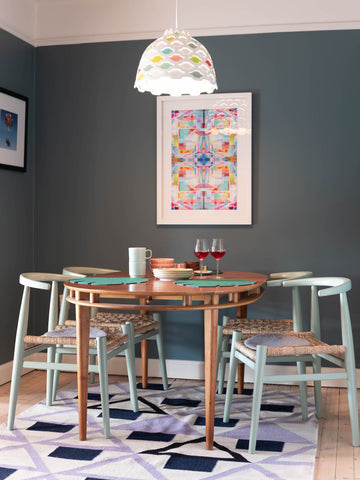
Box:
134, 0, 217, 96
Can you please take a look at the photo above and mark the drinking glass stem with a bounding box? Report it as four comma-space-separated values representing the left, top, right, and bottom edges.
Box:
200, 259, 203, 278
216, 260, 220, 278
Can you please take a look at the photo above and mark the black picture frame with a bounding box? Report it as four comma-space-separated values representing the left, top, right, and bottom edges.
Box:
0, 87, 28, 172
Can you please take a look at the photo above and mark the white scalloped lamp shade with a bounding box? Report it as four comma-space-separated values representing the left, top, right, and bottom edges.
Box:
134, 28, 217, 96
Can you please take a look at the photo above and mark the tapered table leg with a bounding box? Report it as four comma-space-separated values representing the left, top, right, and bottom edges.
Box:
204, 295, 219, 450
141, 340, 149, 388
139, 299, 149, 389
75, 291, 90, 441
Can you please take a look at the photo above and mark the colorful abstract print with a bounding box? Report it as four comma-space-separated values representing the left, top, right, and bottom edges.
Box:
171, 108, 238, 210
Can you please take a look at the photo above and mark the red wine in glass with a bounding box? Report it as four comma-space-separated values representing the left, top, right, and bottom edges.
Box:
194, 250, 209, 260
194, 239, 209, 278
211, 250, 226, 260
211, 239, 225, 278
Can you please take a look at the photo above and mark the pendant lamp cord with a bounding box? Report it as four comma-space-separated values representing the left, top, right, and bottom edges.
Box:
175, 0, 178, 29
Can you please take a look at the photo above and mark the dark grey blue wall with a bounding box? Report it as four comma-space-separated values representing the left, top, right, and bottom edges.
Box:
32, 29, 360, 364
0, 29, 35, 364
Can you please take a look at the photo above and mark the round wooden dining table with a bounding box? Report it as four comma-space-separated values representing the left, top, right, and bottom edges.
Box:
65, 270, 268, 450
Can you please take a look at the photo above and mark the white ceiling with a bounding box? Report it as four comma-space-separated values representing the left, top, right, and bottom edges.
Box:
0, 0, 359, 47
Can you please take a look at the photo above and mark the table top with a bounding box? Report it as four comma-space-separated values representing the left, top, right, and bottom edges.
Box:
65, 270, 268, 297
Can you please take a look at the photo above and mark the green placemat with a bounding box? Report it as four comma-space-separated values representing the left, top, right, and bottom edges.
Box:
174, 279, 257, 287
70, 277, 148, 285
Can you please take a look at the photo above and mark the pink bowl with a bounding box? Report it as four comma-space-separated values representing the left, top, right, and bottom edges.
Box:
150, 258, 174, 264
150, 258, 175, 270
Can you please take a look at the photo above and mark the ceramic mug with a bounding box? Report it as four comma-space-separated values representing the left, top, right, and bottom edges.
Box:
128, 247, 152, 262
129, 260, 146, 278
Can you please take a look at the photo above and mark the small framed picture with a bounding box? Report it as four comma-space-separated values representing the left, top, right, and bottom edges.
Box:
157, 92, 252, 225
0, 87, 28, 172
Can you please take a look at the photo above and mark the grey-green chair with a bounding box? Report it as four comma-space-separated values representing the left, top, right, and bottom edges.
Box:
52, 266, 168, 395
223, 277, 359, 453
7, 273, 139, 438
217, 271, 313, 395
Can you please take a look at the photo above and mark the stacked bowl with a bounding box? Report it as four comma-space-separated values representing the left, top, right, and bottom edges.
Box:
152, 268, 193, 282
150, 258, 175, 270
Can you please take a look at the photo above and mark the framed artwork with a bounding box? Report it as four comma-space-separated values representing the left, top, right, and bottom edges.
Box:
0, 87, 28, 172
157, 92, 252, 225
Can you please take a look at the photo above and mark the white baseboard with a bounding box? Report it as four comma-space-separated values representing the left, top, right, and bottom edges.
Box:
1, 355, 359, 388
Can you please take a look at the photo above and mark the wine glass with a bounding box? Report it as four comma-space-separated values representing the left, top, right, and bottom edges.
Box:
211, 239, 226, 279
194, 238, 209, 278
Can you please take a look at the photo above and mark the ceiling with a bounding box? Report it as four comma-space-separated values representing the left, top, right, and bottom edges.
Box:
0, 0, 359, 47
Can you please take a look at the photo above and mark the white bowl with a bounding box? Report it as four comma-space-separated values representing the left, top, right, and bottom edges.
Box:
153, 268, 193, 281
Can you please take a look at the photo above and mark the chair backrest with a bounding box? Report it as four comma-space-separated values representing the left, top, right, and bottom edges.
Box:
282, 277, 353, 349
60, 266, 119, 324
18, 273, 75, 337
267, 271, 313, 287
267, 271, 313, 331
62, 266, 119, 277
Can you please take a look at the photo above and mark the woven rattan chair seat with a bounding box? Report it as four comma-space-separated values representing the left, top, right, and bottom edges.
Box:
222, 317, 293, 336
65, 312, 158, 336
24, 327, 128, 351
235, 331, 346, 361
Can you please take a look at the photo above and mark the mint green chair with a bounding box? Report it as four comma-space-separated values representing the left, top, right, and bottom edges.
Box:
223, 277, 359, 454
7, 273, 139, 438
51, 266, 168, 398
217, 271, 313, 396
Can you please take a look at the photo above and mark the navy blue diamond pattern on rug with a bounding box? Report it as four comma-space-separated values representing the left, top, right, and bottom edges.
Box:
161, 397, 201, 407
0, 468, 16, 480
27, 421, 75, 433
261, 403, 294, 412
194, 416, 238, 427
236, 438, 285, 452
127, 430, 175, 442
165, 454, 218, 472
99, 409, 142, 420
49, 446, 102, 461
85, 477, 106, 480
222, 387, 253, 395
137, 382, 167, 390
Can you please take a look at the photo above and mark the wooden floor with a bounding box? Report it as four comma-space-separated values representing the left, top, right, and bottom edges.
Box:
0, 371, 358, 479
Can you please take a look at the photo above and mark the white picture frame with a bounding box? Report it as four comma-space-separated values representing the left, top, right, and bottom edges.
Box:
157, 92, 252, 225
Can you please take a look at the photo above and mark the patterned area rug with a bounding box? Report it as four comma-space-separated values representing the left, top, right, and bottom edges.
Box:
0, 379, 318, 479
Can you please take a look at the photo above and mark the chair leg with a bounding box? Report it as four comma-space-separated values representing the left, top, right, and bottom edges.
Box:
89, 354, 97, 384
223, 331, 242, 422
154, 314, 168, 390
216, 325, 226, 394
97, 338, 110, 439
218, 338, 230, 394
217, 316, 231, 394
345, 349, 360, 446
297, 360, 308, 421
312, 355, 322, 419
123, 322, 139, 412
249, 345, 267, 454
46, 345, 56, 406
8, 288, 30, 430
7, 344, 25, 430
52, 351, 63, 403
